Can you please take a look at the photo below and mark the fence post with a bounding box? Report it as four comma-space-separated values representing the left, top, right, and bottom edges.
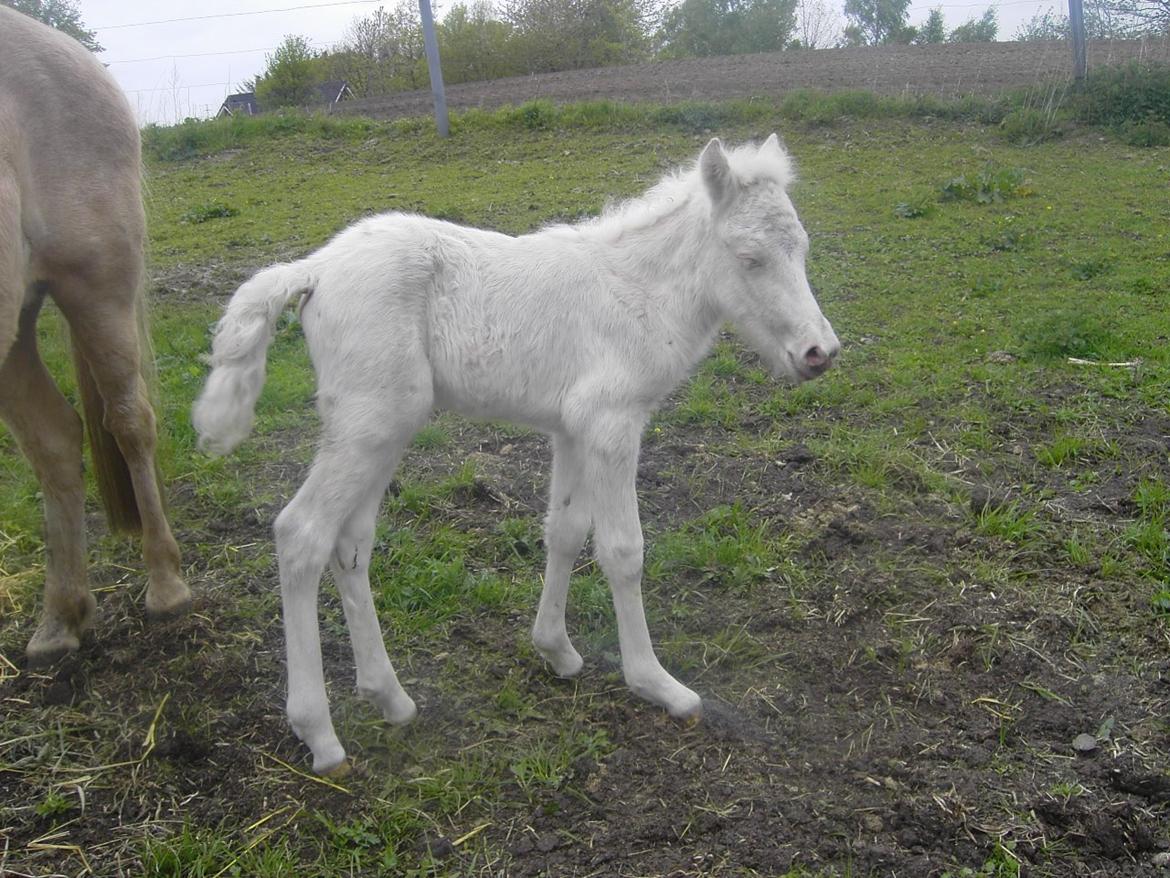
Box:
1068, 0, 1087, 86
418, 0, 449, 137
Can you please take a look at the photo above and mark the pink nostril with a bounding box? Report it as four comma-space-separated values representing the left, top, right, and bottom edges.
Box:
805, 345, 831, 369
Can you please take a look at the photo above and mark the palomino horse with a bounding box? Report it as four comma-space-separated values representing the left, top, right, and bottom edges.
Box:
0, 8, 189, 663
194, 134, 840, 774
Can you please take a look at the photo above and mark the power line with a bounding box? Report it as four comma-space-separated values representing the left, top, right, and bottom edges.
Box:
106, 47, 279, 65
93, 0, 384, 31
123, 81, 234, 94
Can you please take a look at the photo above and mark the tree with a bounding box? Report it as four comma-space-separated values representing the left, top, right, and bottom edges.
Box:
439, 2, 520, 84
914, 7, 946, 43
792, 0, 842, 48
503, 0, 652, 72
657, 0, 798, 58
1013, 0, 1162, 39
329, 3, 426, 96
2, 0, 101, 50
1014, 6, 1066, 39
254, 35, 319, 109
948, 7, 996, 41
842, 0, 915, 45
1109, 0, 1169, 34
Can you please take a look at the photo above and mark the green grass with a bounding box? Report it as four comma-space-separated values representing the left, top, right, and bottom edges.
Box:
4, 95, 1170, 877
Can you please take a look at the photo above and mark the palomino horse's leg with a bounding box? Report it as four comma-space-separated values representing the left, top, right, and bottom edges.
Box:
330, 477, 417, 729
59, 281, 190, 620
532, 432, 590, 676
583, 422, 703, 720
276, 376, 433, 774
0, 300, 95, 663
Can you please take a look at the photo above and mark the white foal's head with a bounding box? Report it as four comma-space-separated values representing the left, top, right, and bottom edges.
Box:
701, 134, 840, 383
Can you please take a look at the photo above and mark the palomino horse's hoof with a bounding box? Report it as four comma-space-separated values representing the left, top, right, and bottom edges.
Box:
144, 582, 193, 621
26, 623, 84, 668
26, 637, 80, 669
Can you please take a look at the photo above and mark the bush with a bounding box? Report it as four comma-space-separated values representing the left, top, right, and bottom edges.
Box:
1119, 116, 1170, 147
1074, 62, 1170, 127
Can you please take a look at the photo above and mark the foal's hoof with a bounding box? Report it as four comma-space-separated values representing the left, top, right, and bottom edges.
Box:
669, 697, 702, 725
317, 756, 352, 779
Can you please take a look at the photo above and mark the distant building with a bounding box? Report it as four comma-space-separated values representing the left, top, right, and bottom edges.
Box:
216, 81, 353, 117
217, 91, 259, 117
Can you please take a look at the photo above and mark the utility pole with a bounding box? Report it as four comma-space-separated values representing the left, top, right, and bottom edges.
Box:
418, 0, 449, 137
1069, 0, 1087, 86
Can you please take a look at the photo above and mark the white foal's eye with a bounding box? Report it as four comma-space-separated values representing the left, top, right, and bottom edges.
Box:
737, 253, 763, 270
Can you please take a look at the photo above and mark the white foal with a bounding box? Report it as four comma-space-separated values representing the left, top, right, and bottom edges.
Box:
194, 134, 840, 774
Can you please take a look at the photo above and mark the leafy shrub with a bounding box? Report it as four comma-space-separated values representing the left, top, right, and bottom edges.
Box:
513, 99, 558, 130
1119, 116, 1170, 147
940, 165, 1032, 204
1074, 62, 1170, 126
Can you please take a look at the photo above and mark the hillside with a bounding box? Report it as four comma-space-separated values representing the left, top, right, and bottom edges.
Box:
340, 38, 1170, 120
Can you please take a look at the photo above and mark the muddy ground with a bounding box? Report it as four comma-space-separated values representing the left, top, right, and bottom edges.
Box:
4, 328, 1169, 876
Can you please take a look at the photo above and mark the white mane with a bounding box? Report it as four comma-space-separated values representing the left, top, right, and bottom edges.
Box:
556, 138, 796, 245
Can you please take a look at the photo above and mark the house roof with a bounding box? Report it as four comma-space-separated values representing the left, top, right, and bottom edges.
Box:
217, 81, 351, 117
218, 92, 259, 116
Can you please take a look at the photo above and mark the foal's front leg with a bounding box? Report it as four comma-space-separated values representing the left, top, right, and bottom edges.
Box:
532, 433, 590, 676
586, 432, 703, 720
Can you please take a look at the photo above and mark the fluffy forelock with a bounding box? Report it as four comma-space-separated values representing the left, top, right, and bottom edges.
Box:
723, 138, 796, 188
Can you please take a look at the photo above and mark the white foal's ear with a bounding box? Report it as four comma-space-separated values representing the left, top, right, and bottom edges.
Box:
700, 137, 737, 210
761, 132, 785, 155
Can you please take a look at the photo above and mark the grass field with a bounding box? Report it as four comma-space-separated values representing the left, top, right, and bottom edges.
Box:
2, 98, 1169, 876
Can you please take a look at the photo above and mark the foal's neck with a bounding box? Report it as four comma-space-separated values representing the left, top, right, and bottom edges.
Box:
598, 184, 724, 364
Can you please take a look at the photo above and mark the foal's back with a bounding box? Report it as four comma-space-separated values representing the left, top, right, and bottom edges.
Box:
301, 212, 603, 430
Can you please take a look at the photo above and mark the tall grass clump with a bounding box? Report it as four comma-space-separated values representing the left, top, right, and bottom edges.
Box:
142, 112, 379, 161
1018, 307, 1120, 361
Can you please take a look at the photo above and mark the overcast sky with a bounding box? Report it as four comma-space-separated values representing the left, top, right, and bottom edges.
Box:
83, 0, 1061, 126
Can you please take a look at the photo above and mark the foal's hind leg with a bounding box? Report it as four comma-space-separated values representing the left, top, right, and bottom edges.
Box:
0, 301, 94, 663
276, 383, 432, 774
60, 282, 189, 620
331, 482, 417, 727
532, 433, 589, 676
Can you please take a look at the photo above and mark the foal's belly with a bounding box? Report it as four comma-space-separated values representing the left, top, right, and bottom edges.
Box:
431, 362, 566, 435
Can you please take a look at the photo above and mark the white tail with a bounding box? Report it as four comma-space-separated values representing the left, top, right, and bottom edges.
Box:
192, 263, 315, 456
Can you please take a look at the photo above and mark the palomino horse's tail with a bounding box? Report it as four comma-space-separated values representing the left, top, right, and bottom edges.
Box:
192, 262, 315, 456
70, 295, 157, 534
